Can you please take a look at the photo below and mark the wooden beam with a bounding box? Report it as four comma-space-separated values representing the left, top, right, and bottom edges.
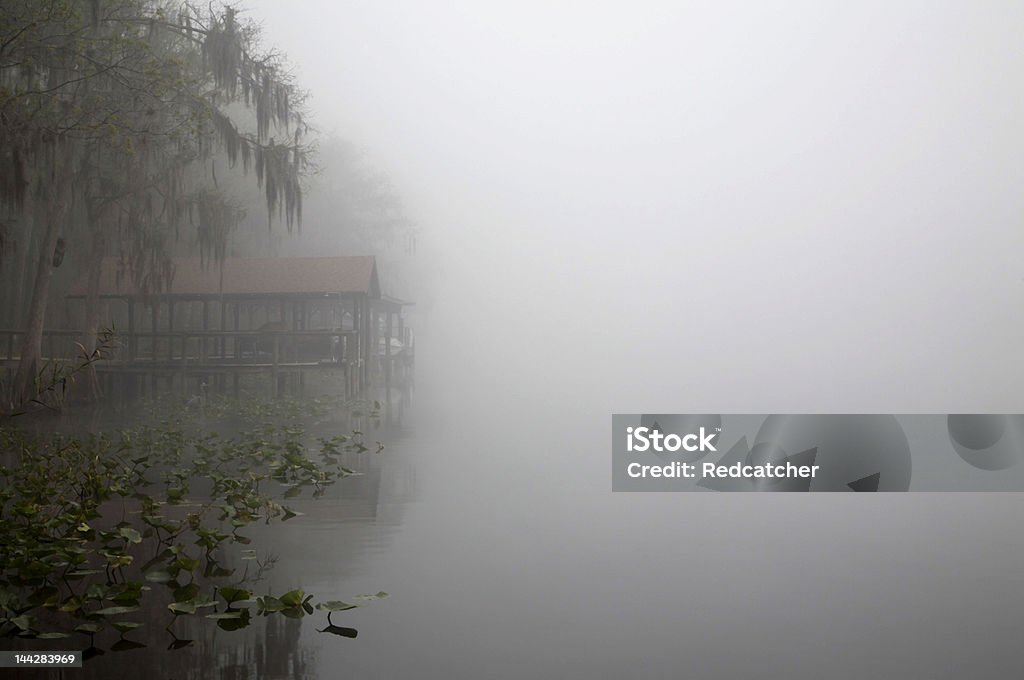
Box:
219, 299, 226, 362
127, 300, 135, 361
151, 301, 159, 360
233, 301, 240, 358
385, 308, 392, 389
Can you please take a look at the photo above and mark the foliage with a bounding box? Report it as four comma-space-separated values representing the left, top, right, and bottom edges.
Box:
0, 0, 309, 247
0, 414, 385, 653
1, 327, 119, 418
0, 0, 313, 402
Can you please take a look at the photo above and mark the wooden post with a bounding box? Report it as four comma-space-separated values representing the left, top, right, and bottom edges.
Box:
219, 299, 226, 360
353, 298, 361, 389
127, 299, 135, 361
201, 301, 209, 366
271, 335, 280, 399
169, 301, 178, 363
363, 297, 370, 389
151, 301, 159, 361
180, 333, 188, 395
233, 301, 240, 358
385, 308, 392, 390
370, 302, 378, 385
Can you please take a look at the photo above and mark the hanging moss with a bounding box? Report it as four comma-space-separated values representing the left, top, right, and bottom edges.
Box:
1, 0, 311, 305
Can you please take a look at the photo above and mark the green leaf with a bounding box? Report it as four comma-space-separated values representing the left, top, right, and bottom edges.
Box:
118, 527, 143, 544
256, 596, 285, 613
168, 601, 196, 615
173, 584, 200, 603
316, 601, 359, 612
93, 606, 139, 616
86, 584, 109, 601
75, 622, 103, 635
59, 597, 83, 613
205, 611, 244, 620
171, 556, 201, 574
216, 608, 251, 631
111, 621, 142, 633
279, 589, 305, 607
219, 587, 251, 605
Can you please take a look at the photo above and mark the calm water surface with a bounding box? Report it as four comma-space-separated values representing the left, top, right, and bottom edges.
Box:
22, 332, 1024, 679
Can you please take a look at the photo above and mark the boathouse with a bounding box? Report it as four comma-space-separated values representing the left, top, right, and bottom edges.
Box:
58, 255, 410, 398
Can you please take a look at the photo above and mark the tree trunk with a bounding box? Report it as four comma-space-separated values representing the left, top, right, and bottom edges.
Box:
12, 161, 72, 405
7, 191, 37, 329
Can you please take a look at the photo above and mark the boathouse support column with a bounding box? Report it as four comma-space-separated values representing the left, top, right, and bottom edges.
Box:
385, 308, 392, 389
233, 302, 240, 358
219, 299, 226, 364
364, 297, 371, 390
126, 299, 135, 361
271, 335, 280, 400
149, 301, 158, 393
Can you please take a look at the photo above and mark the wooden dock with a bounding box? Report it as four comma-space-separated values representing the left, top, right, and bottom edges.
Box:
0, 327, 412, 400
3, 256, 414, 401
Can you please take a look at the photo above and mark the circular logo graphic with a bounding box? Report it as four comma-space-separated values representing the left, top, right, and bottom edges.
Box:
947, 414, 1024, 471
751, 414, 912, 492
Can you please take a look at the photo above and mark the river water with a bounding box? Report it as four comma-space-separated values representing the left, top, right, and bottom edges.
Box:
50, 324, 1023, 680
16, 229, 1024, 678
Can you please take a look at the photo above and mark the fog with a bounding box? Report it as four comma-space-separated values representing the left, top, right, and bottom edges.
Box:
39, 2, 1018, 677
243, 1, 1023, 414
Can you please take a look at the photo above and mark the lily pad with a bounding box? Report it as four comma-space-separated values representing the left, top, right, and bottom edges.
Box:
316, 601, 359, 612
93, 606, 140, 616
111, 621, 142, 634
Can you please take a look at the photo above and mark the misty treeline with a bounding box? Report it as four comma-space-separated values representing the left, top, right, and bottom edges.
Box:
0, 0, 412, 409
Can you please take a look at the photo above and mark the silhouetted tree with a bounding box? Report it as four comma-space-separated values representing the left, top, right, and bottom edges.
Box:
0, 0, 310, 405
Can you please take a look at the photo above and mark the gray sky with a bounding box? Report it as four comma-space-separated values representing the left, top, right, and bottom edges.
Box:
244, 0, 1024, 412
226, 8, 1024, 677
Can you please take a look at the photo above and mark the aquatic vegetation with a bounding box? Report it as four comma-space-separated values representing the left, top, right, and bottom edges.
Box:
0, 412, 386, 653
0, 328, 119, 417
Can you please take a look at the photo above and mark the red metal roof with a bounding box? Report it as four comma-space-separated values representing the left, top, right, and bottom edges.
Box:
67, 256, 380, 299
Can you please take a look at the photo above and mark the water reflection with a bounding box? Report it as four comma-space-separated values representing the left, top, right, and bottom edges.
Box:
11, 382, 416, 680
14, 337, 1024, 679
